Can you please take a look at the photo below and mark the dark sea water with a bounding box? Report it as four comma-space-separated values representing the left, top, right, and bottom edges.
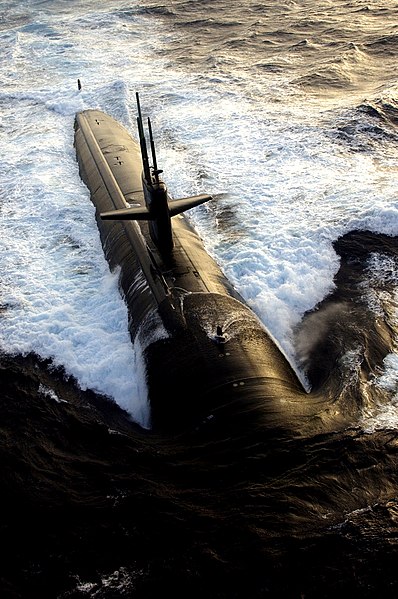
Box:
1, 0, 398, 597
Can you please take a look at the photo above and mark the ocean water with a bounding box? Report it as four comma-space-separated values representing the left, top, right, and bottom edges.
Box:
1, 1, 398, 597
1, 0, 398, 426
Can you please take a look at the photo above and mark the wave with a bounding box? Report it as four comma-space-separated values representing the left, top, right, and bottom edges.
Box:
328, 94, 398, 152
365, 33, 398, 57
293, 67, 354, 90
359, 97, 398, 126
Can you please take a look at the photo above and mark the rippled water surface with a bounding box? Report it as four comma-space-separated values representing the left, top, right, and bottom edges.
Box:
1, 1, 398, 597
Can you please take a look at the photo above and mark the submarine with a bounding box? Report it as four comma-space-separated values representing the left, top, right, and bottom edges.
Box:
74, 94, 308, 432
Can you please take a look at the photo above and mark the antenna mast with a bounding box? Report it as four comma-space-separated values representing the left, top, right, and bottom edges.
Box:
147, 117, 163, 184
136, 92, 151, 182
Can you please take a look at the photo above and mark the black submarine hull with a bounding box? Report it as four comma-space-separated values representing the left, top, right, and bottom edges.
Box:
74, 109, 306, 432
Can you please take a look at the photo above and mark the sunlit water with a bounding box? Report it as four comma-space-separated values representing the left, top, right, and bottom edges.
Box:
0, 0, 398, 429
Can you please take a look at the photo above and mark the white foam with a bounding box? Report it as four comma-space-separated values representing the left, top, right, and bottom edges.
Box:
362, 394, 398, 433
38, 383, 66, 404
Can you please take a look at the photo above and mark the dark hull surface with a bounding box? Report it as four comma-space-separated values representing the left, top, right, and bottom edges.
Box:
74, 110, 306, 431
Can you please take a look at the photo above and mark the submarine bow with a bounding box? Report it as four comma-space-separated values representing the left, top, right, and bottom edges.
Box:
74, 97, 306, 432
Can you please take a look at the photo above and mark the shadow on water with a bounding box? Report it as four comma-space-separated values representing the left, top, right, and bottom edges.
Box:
2, 230, 398, 598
